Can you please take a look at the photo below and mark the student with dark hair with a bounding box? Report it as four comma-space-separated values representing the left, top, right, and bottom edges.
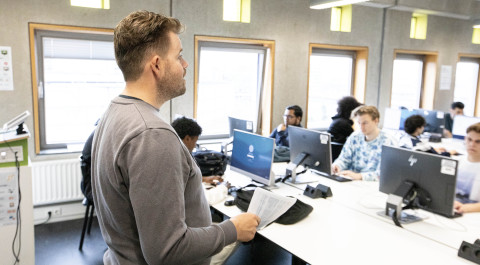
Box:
269, 105, 303, 147
171, 116, 224, 185
328, 96, 362, 144
455, 122, 480, 213
398, 115, 455, 156
444, 101, 465, 138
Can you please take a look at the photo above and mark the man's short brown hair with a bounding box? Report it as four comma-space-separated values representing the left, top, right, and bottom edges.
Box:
467, 122, 480, 134
352, 105, 380, 121
114, 10, 184, 81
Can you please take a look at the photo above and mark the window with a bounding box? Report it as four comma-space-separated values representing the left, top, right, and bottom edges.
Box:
390, 50, 437, 110
454, 56, 480, 116
194, 36, 274, 138
306, 44, 367, 129
29, 24, 124, 154
391, 54, 424, 109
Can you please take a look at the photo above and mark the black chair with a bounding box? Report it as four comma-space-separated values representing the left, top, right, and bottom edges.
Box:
79, 197, 95, 250
331, 142, 344, 162
79, 131, 95, 251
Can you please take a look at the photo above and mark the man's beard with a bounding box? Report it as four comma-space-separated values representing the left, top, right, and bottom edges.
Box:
156, 69, 186, 101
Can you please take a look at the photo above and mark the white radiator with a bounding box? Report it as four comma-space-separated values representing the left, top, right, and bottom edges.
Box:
31, 159, 84, 206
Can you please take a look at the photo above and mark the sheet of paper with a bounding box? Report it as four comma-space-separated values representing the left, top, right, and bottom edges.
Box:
247, 188, 296, 230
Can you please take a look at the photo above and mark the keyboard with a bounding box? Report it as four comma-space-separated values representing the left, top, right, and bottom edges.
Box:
321, 174, 352, 182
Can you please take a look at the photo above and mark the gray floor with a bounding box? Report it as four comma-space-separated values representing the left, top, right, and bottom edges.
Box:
35, 215, 295, 265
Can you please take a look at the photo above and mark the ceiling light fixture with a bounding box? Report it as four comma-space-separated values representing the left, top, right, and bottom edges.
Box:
310, 0, 369, 10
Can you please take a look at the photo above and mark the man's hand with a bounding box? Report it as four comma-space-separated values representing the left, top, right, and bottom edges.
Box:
277, 123, 287, 132
339, 170, 362, 180
230, 213, 260, 242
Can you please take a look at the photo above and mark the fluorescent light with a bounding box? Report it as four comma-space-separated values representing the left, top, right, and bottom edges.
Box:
310, 0, 369, 10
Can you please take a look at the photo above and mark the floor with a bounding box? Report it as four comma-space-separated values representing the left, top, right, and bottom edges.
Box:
35, 216, 294, 265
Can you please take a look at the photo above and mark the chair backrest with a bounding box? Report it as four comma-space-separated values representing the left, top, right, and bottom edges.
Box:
80, 131, 95, 202
331, 142, 344, 162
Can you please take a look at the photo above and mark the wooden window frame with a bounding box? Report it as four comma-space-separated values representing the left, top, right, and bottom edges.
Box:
306, 43, 368, 127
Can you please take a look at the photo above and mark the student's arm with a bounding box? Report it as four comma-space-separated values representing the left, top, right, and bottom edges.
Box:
455, 201, 480, 213
332, 135, 354, 171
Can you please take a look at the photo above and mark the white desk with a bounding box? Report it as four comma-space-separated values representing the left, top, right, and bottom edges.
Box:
215, 168, 475, 264
291, 174, 480, 251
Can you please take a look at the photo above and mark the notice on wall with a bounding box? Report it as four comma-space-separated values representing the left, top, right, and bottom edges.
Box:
0, 46, 14, 91
0, 168, 19, 226
439, 65, 452, 91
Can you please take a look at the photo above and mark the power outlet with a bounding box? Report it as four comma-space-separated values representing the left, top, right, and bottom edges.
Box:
48, 207, 62, 216
0, 146, 23, 163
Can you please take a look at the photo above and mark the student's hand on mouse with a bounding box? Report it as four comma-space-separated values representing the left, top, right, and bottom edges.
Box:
339, 170, 362, 180
230, 213, 260, 242
454, 201, 464, 213
203, 175, 224, 184
448, 149, 458, 155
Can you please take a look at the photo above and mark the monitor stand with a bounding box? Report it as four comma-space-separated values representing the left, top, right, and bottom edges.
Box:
285, 152, 318, 184
377, 181, 423, 225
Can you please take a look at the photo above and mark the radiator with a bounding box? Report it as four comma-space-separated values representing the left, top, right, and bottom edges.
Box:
31, 159, 84, 206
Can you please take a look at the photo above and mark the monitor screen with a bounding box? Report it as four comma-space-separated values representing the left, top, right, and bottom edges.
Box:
452, 115, 480, 139
228, 117, 254, 137
288, 126, 332, 175
415, 109, 445, 134
230, 130, 275, 186
379, 145, 458, 218
383, 108, 416, 130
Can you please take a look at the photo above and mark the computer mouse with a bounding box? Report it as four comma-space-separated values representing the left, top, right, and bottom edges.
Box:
224, 200, 235, 206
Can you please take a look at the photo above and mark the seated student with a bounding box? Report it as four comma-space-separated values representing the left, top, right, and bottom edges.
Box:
328, 96, 362, 144
444, 101, 465, 138
454, 122, 480, 213
269, 105, 303, 147
332, 105, 398, 181
171, 116, 223, 184
171, 116, 237, 264
399, 115, 456, 156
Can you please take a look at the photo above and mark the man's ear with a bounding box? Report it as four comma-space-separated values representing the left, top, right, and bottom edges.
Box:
150, 55, 163, 77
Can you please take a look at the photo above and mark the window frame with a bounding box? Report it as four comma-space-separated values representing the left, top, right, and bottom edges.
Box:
390, 49, 438, 110
455, 54, 480, 116
306, 43, 368, 129
194, 35, 275, 138
29, 23, 114, 154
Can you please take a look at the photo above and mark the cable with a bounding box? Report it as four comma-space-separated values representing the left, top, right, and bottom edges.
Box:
36, 212, 52, 226
4, 140, 21, 265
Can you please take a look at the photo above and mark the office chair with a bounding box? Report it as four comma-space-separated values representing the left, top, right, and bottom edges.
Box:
331, 142, 344, 162
79, 197, 95, 250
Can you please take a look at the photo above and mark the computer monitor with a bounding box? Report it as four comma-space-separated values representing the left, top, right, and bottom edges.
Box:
382, 107, 416, 130
230, 130, 276, 187
379, 145, 458, 224
452, 115, 480, 139
228, 117, 254, 137
287, 126, 332, 183
415, 109, 445, 134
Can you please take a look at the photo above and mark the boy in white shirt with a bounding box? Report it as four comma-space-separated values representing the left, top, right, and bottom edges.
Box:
455, 122, 480, 213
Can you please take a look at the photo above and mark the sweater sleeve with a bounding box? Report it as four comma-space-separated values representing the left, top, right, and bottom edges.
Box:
332, 135, 353, 170
119, 129, 236, 265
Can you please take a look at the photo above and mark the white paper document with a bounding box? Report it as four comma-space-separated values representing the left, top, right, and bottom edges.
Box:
247, 188, 296, 230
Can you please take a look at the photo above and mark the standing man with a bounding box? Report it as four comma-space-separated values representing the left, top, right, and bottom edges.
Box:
444, 101, 465, 138
269, 105, 303, 147
91, 10, 259, 265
